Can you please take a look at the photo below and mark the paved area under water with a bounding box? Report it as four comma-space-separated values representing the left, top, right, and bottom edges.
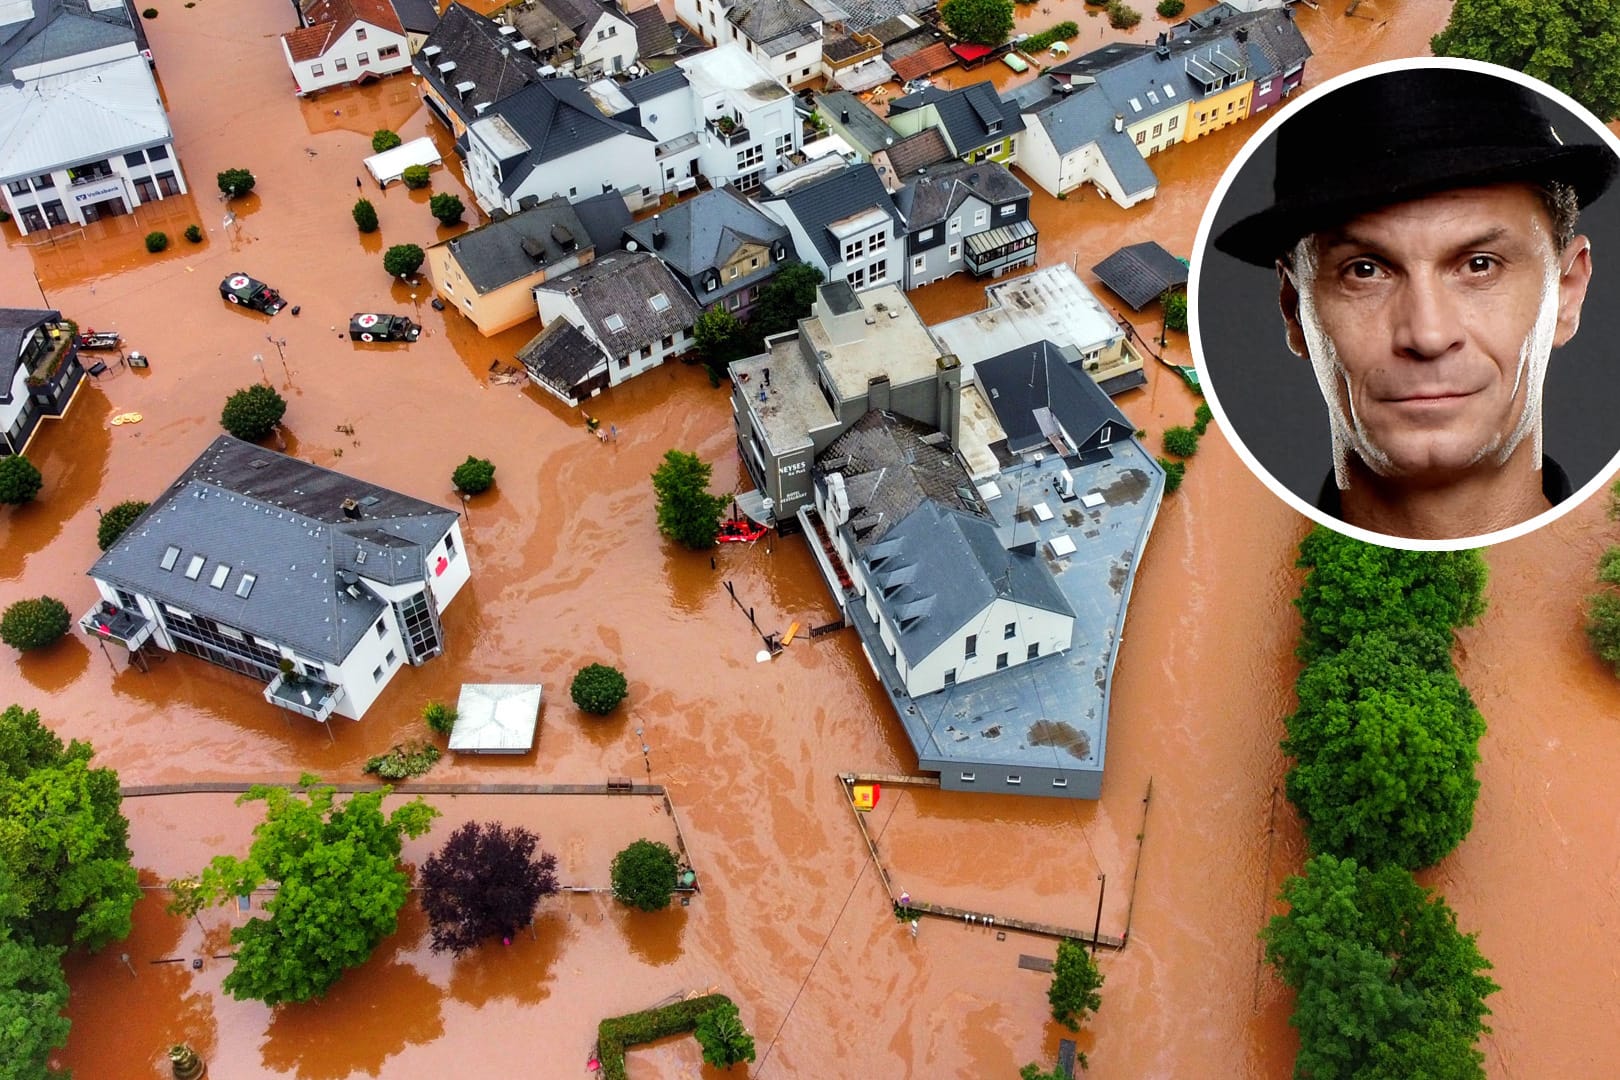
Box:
3, 0, 1618, 1075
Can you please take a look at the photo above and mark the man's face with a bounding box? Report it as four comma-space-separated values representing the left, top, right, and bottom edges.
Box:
1279, 183, 1592, 486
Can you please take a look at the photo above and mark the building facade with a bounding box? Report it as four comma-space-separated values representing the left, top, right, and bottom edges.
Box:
426, 197, 595, 335
895, 160, 1034, 288
759, 161, 901, 292
0, 309, 85, 456
281, 0, 413, 96
534, 250, 702, 388
675, 0, 823, 88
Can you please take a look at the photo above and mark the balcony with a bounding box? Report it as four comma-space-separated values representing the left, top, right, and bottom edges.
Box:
79, 600, 154, 651
264, 671, 340, 723
706, 117, 751, 147
964, 219, 1038, 278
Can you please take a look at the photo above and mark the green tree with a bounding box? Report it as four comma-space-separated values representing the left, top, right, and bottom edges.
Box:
1585, 590, 1620, 673
171, 777, 438, 1005
1162, 290, 1187, 332
97, 499, 149, 551
1293, 527, 1487, 664
1047, 937, 1103, 1032
0, 598, 70, 652
217, 168, 255, 198
651, 449, 730, 549
1020, 1061, 1080, 1080
371, 129, 403, 153
693, 307, 754, 383
1432, 0, 1620, 120
570, 663, 628, 715
220, 383, 288, 442
184, 224, 203, 243
1597, 545, 1620, 586
1106, 1, 1141, 29
1283, 631, 1484, 870
451, 455, 495, 494
747, 262, 824, 341
1155, 0, 1184, 15
0, 455, 43, 505
940, 0, 1014, 45
610, 838, 679, 912
694, 999, 756, 1068
0, 911, 72, 1080
384, 243, 426, 279
1161, 425, 1198, 458
1262, 854, 1498, 1080
353, 197, 379, 233
429, 192, 464, 225
401, 164, 431, 190
0, 705, 141, 950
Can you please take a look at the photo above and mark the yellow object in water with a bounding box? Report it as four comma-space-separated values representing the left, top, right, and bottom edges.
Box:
111, 412, 144, 426
852, 783, 880, 811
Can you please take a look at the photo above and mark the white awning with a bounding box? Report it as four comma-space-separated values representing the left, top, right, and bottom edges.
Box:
449, 683, 543, 753
363, 137, 444, 187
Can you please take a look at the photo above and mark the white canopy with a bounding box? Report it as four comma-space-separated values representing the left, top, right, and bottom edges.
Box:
363, 137, 443, 187
449, 683, 542, 754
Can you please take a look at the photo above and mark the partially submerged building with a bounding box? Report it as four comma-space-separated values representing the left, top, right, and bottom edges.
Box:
1, 308, 84, 455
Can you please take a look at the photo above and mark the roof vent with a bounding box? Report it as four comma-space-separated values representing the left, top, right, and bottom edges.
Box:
1113, 113, 1124, 133
423, 44, 441, 58
455, 80, 477, 98
341, 497, 361, 519
513, 38, 534, 51
551, 223, 575, 249
840, 108, 849, 123
651, 214, 664, 249
1234, 27, 1248, 43
521, 236, 548, 261
437, 60, 458, 75
498, 24, 517, 35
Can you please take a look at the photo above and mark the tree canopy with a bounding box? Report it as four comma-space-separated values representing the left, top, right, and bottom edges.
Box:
0, 598, 70, 653
96, 499, 150, 551
419, 822, 558, 955
610, 839, 679, 912
1283, 631, 1484, 871
694, 999, 756, 1068
570, 663, 628, 715
747, 262, 824, 342
0, 910, 71, 1080
1047, 938, 1103, 1033
383, 243, 426, 279
1432, 0, 1620, 120
651, 450, 730, 550
940, 0, 1013, 46
217, 168, 256, 199
452, 455, 495, 495
0, 455, 42, 506
1262, 854, 1498, 1080
220, 384, 287, 442
171, 777, 437, 1005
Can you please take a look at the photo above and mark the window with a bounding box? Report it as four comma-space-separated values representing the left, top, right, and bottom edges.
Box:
1053, 777, 1068, 788
236, 573, 256, 599
210, 564, 231, 589
727, 293, 742, 310
868, 261, 887, 284
912, 254, 925, 273
618, 356, 631, 369
1006, 775, 1022, 785
609, 24, 616, 35
749, 256, 759, 269
375, 617, 387, 638
662, 334, 674, 349
1099, 425, 1112, 445
943, 668, 956, 686
996, 652, 1008, 670
1168, 116, 1178, 131
604, 313, 626, 332
125, 150, 145, 166
973, 208, 987, 227
355, 27, 366, 40
1004, 622, 1016, 639
843, 237, 865, 262
948, 243, 959, 260
373, 665, 384, 682
965, 634, 977, 659
358, 52, 370, 66
597, 29, 606, 40
445, 532, 457, 559
949, 218, 961, 234
185, 555, 205, 580
148, 145, 169, 161
729, 264, 740, 279
918, 227, 934, 241
378, 44, 400, 59
960, 771, 976, 782
160, 545, 181, 571
1227, 101, 1235, 113
648, 292, 670, 312
32, 173, 54, 188
987, 119, 1001, 135
334, 57, 347, 72
386, 648, 398, 666
999, 204, 1017, 217
1135, 130, 1145, 144
785, 50, 797, 61
1152, 123, 1162, 137
868, 231, 886, 253
6, 180, 28, 196
312, 62, 326, 76
736, 145, 763, 169
1027, 642, 1039, 660
846, 266, 866, 289
774, 133, 793, 156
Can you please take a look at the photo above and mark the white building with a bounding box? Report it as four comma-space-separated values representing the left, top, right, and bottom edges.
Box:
674, 0, 822, 88
539, 0, 637, 77
281, 0, 413, 96
83, 437, 471, 723
532, 250, 702, 390
676, 43, 800, 193
0, 0, 187, 235
759, 160, 900, 291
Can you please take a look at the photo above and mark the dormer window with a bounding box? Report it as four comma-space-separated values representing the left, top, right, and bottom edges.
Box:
987, 119, 1001, 135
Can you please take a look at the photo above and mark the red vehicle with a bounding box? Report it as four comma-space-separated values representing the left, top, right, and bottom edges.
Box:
74, 329, 123, 350
716, 518, 769, 543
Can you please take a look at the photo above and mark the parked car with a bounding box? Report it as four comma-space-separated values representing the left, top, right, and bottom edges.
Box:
219, 273, 286, 315
349, 313, 421, 342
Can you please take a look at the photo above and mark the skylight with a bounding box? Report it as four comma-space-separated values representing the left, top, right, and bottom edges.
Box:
185, 555, 205, 580
1163, 84, 1176, 98
648, 293, 670, 312
604, 313, 627, 332
1128, 97, 1142, 112
236, 573, 257, 599
210, 564, 231, 589
160, 545, 181, 571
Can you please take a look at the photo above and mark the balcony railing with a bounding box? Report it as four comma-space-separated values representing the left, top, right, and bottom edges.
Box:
706, 117, 750, 147
964, 219, 1038, 277
80, 600, 154, 651
264, 671, 340, 723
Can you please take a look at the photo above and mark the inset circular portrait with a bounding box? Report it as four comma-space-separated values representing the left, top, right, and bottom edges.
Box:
1190, 58, 1620, 550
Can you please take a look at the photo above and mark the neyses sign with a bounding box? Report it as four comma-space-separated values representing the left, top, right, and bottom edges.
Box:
71, 179, 125, 205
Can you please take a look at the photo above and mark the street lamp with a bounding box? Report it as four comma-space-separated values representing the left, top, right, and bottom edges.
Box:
457, 489, 470, 522
410, 292, 420, 321
251, 353, 266, 383
1091, 872, 1106, 958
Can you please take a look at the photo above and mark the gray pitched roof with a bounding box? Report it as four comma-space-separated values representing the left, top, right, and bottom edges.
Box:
570, 189, 632, 252
88, 436, 457, 664
477, 77, 653, 195
0, 0, 135, 79
1025, 84, 1156, 197
887, 82, 1023, 156
437, 196, 591, 293
626, 5, 677, 56
814, 90, 895, 155
388, 0, 439, 35
822, 0, 933, 33
622, 64, 688, 103
0, 307, 57, 395
726, 0, 819, 52
759, 160, 899, 268
621, 186, 790, 294
895, 159, 1027, 229
862, 13, 925, 44
539, 250, 702, 353
517, 317, 606, 395
540, 0, 613, 35
1091, 241, 1187, 310
882, 126, 951, 179
975, 340, 1131, 454
817, 409, 983, 549
415, 4, 544, 126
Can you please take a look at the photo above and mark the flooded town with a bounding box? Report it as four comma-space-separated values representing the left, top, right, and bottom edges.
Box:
3, 0, 1619, 1076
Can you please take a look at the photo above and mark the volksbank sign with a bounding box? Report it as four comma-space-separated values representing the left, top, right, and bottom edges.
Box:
71, 179, 125, 205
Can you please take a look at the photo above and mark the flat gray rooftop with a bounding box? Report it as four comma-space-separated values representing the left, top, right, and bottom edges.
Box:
733, 337, 834, 457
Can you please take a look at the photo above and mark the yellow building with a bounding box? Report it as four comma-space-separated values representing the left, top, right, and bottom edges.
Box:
426, 197, 598, 337
1181, 48, 1257, 143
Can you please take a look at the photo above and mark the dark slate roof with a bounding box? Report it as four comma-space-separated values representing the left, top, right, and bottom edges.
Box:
815, 90, 896, 155
727, 0, 820, 53
622, 186, 789, 283
818, 410, 984, 549
864, 13, 927, 44
1096, 128, 1157, 198
869, 499, 1074, 665
626, 4, 678, 56
414, 4, 544, 126
571, 189, 633, 252
541, 0, 611, 36
0, 0, 134, 79
0, 307, 57, 394
827, 0, 933, 33
823, 30, 871, 62
1177, 1, 1243, 31
882, 127, 951, 179
622, 64, 688, 103
894, 159, 1027, 228
975, 340, 1131, 455
518, 318, 606, 394
760, 161, 899, 268
478, 78, 653, 195
1091, 241, 1188, 310
1026, 84, 1156, 198
539, 250, 702, 352
388, 0, 439, 35
88, 436, 457, 664
887, 81, 1023, 156
438, 196, 590, 293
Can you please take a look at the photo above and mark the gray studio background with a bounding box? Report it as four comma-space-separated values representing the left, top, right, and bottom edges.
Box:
1193, 90, 1620, 508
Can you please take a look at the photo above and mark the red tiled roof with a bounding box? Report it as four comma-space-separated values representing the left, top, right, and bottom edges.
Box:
891, 42, 956, 83
949, 42, 992, 62
282, 0, 404, 63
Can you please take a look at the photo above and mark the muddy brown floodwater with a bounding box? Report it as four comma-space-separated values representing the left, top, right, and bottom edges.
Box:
3, 0, 1618, 1075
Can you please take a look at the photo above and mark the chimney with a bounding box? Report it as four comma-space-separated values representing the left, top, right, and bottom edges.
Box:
1113, 114, 1124, 133
936, 352, 962, 449
840, 108, 849, 123
1234, 27, 1248, 42
652, 215, 665, 249
341, 498, 361, 520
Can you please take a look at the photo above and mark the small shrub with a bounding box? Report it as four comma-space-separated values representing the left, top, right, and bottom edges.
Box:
401, 164, 431, 190
183, 224, 203, 243
371, 129, 403, 154
423, 701, 458, 736
217, 168, 256, 198
429, 192, 464, 225
1155, 0, 1183, 15
141, 6, 157, 16
144, 231, 169, 253
383, 243, 425, 279
1084, 0, 1107, 6
1023, 20, 1079, 51
363, 741, 442, 780
1162, 425, 1199, 458
353, 198, 379, 233
1158, 457, 1185, 493
571, 663, 628, 715
451, 455, 495, 495
0, 454, 43, 504
1, 596, 71, 651
1598, 546, 1620, 587
1163, 290, 1188, 333
610, 838, 679, 911
220, 384, 288, 442
1193, 402, 1213, 436
1107, 0, 1141, 28
97, 500, 150, 550
0, 209, 11, 222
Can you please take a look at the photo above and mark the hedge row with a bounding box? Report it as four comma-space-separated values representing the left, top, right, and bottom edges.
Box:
1022, 21, 1078, 52
596, 994, 735, 1080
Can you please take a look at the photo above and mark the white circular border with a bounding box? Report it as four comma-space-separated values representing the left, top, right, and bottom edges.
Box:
1187, 56, 1620, 552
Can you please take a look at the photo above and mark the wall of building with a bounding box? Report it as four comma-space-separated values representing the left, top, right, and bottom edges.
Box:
285, 22, 412, 95
576, 12, 637, 75
2, 141, 187, 237
466, 132, 660, 215
1126, 104, 1186, 157
932, 759, 1101, 799
1183, 81, 1254, 142
426, 243, 588, 336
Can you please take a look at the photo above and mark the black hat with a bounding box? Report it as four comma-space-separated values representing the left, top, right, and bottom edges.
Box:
1213, 66, 1619, 268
